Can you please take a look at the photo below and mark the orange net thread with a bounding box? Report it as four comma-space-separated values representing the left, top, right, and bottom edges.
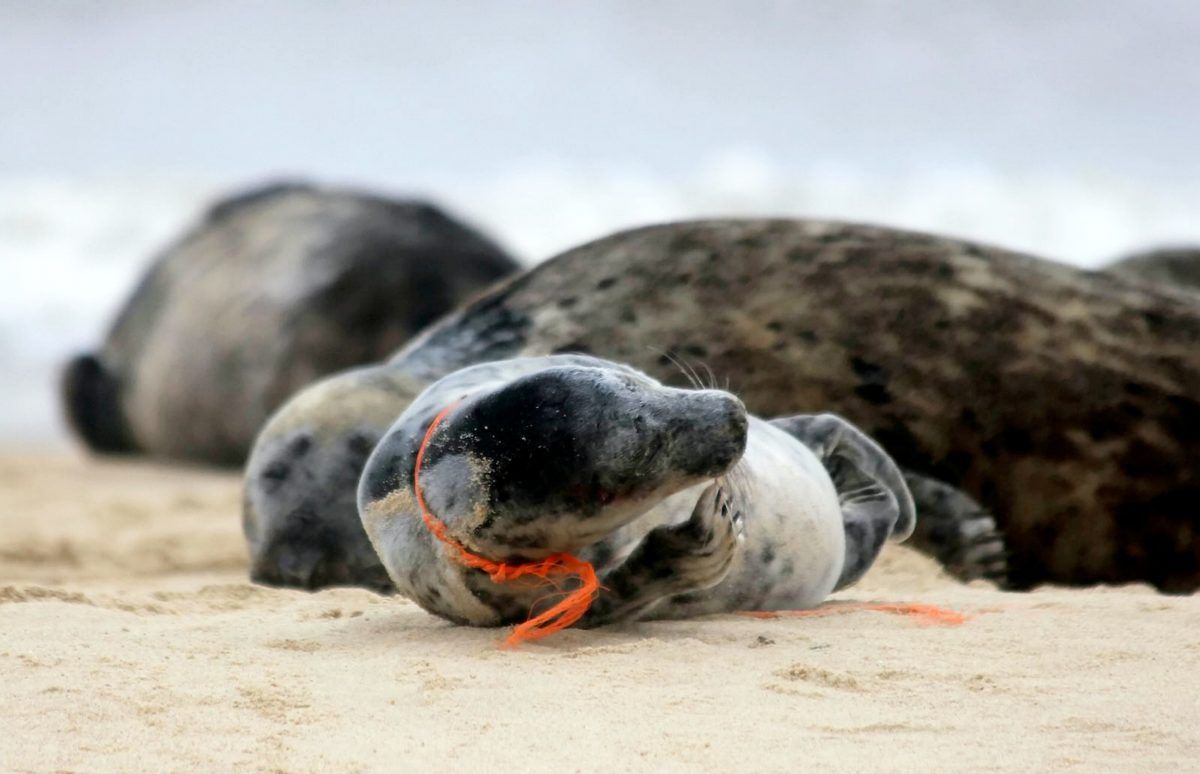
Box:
413, 403, 600, 648
738, 602, 970, 626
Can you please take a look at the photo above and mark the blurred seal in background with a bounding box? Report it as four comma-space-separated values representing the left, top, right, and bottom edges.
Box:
61, 180, 519, 466
1106, 246, 1200, 295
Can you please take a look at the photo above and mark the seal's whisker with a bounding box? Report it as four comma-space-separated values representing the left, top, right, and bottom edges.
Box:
695, 360, 718, 391
650, 346, 704, 390
679, 355, 705, 391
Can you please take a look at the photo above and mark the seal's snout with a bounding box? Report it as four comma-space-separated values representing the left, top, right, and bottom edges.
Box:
250, 545, 326, 590
675, 389, 749, 478
60, 353, 135, 454
250, 537, 391, 593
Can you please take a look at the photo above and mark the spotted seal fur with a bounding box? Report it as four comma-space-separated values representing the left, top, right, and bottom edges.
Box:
245, 219, 1200, 593
357, 355, 914, 626
61, 180, 519, 465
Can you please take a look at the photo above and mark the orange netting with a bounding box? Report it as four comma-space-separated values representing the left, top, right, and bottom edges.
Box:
413, 403, 600, 647
738, 602, 970, 626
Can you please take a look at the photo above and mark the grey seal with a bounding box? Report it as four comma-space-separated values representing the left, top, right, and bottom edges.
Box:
245, 218, 1200, 593
61, 180, 519, 465
357, 355, 914, 628
1107, 246, 1200, 295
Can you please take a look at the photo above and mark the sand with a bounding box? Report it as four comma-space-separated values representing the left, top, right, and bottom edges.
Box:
2, 450, 1198, 773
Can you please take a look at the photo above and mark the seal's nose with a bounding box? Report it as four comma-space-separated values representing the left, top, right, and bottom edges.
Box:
677, 390, 749, 477
251, 545, 325, 590
250, 537, 394, 593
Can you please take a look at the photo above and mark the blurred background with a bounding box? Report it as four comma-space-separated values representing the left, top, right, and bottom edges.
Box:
2, 0, 1199, 445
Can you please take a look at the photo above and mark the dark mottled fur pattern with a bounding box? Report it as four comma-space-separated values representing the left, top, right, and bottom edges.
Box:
247, 219, 1200, 593
62, 180, 519, 465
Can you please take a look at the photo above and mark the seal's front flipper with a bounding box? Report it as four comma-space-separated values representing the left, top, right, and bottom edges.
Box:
61, 353, 135, 454
770, 413, 915, 591
577, 483, 741, 627
902, 472, 1008, 586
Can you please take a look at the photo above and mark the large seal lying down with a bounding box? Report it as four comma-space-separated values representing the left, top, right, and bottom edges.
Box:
245, 219, 1200, 593
359, 355, 914, 629
62, 181, 518, 465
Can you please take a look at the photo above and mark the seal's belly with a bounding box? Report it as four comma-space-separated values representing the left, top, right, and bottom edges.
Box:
663, 419, 846, 617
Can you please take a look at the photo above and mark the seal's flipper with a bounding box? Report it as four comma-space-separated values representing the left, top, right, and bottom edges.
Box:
578, 482, 742, 627
61, 353, 135, 454
902, 472, 1008, 585
769, 413, 915, 591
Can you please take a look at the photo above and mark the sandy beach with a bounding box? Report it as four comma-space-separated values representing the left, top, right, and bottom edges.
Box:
0, 450, 1196, 772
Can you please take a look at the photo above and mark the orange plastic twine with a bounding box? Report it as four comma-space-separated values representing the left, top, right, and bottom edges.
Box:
413, 403, 600, 647
738, 602, 970, 626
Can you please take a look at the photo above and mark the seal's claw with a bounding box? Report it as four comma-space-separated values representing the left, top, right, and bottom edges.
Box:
903, 471, 1010, 586
669, 481, 741, 588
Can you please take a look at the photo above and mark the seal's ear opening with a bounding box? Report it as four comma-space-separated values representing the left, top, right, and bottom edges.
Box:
60, 353, 135, 454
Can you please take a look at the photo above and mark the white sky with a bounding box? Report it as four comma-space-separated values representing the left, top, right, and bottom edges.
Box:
2, 1, 1198, 185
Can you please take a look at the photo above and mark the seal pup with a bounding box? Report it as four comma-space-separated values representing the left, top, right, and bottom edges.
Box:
357, 355, 914, 628
247, 218, 1200, 593
62, 180, 519, 465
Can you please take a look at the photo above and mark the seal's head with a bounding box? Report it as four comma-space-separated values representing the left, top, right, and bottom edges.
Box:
359, 361, 750, 563
243, 365, 425, 593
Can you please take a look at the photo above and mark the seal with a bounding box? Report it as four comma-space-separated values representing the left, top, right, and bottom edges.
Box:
61, 180, 519, 465
246, 218, 1200, 593
1106, 246, 1200, 295
357, 355, 914, 629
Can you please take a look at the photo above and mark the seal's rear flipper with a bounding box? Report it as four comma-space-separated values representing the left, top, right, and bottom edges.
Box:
902, 472, 1008, 586
61, 353, 135, 454
769, 413, 915, 591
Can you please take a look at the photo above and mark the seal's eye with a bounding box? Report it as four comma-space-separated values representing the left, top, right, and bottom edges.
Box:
597, 489, 616, 506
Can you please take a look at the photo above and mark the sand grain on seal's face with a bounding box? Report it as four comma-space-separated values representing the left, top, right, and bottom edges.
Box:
362, 487, 417, 531
463, 453, 494, 530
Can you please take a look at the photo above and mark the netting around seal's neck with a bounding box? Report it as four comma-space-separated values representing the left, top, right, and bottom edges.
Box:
413, 402, 600, 647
